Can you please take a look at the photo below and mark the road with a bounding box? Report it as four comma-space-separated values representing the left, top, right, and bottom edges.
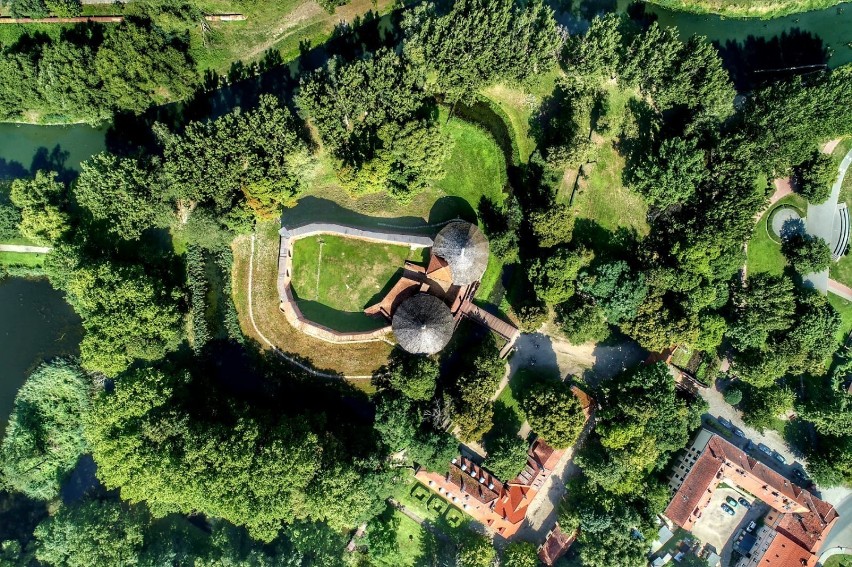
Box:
804, 147, 852, 292
823, 494, 852, 554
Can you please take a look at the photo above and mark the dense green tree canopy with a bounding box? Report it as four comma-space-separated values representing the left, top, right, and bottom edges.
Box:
33, 501, 146, 567
796, 151, 837, 204
404, 0, 559, 105
578, 261, 647, 324
629, 136, 706, 209
159, 94, 310, 226
74, 154, 166, 240
782, 233, 833, 274
1, 360, 90, 500
529, 246, 593, 306
9, 171, 70, 245
483, 431, 528, 482
59, 259, 182, 376
520, 380, 586, 449
577, 363, 704, 494
556, 297, 610, 345
501, 542, 539, 567
385, 351, 439, 401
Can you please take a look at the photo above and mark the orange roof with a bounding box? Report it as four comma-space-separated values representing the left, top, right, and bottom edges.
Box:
664, 433, 837, 560
426, 254, 453, 283
494, 483, 535, 525
759, 532, 817, 566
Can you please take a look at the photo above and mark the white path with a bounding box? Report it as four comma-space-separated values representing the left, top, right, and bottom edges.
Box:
0, 244, 51, 253
805, 147, 852, 292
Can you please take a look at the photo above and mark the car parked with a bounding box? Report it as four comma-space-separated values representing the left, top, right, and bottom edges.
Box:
746, 521, 757, 533
738, 497, 751, 508
733, 427, 746, 438
726, 496, 739, 508
758, 443, 772, 456
719, 417, 734, 429
774, 452, 787, 465
792, 469, 808, 482
721, 503, 736, 516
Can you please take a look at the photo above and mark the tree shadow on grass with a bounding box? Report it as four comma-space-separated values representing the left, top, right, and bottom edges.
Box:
428, 196, 477, 225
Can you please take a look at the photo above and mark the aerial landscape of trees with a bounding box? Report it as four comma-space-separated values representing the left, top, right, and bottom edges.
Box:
1, 0, 852, 565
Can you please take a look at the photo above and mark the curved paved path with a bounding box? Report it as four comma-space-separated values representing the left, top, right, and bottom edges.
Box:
805, 147, 852, 292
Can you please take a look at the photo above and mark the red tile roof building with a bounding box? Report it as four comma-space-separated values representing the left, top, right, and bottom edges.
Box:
663, 431, 837, 567
538, 524, 577, 566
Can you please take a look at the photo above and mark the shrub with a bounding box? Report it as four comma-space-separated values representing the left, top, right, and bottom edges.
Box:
782, 233, 832, 274
796, 151, 836, 205
724, 387, 743, 406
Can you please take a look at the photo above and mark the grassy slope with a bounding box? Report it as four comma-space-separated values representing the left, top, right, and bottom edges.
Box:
481, 70, 562, 164
289, 234, 414, 332
645, 0, 843, 19
828, 293, 852, 342
747, 194, 808, 276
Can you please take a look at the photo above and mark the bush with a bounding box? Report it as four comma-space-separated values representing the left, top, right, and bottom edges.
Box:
186, 246, 210, 352
782, 233, 832, 274
796, 151, 836, 205
555, 297, 609, 345
1, 359, 90, 500
724, 387, 743, 406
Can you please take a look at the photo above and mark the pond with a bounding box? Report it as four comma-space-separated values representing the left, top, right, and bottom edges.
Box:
0, 278, 82, 431
0, 123, 106, 179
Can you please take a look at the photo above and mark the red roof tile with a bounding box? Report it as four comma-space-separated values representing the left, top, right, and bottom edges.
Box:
538, 525, 576, 566
758, 532, 817, 566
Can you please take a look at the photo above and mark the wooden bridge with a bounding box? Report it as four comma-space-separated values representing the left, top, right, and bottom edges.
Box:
461, 303, 520, 358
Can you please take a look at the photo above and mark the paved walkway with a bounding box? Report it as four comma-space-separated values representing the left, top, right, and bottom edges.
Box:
0, 244, 51, 253
829, 279, 852, 301
805, 147, 852, 292
280, 222, 434, 248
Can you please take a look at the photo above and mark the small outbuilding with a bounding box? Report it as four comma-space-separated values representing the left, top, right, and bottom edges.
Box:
392, 293, 454, 354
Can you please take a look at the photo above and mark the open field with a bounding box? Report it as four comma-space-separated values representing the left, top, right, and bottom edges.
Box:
747, 194, 808, 276
231, 221, 393, 376
571, 144, 650, 248
290, 234, 417, 332
645, 0, 843, 18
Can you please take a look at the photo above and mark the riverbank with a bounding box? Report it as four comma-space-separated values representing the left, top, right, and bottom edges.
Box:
645, 0, 844, 18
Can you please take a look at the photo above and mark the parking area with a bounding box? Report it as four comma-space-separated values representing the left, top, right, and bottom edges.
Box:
691, 485, 767, 556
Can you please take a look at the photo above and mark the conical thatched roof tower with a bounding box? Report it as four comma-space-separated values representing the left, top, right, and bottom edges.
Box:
432, 220, 489, 286
392, 293, 454, 354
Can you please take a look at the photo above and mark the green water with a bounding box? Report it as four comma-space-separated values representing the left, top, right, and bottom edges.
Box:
636, 1, 852, 69
0, 278, 82, 430
0, 123, 106, 178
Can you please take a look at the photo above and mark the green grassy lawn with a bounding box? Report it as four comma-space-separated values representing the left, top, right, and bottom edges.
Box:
828, 293, 852, 343
0, 251, 45, 268
391, 477, 472, 536
290, 234, 417, 332
824, 555, 852, 567
746, 194, 808, 276
571, 143, 650, 248
432, 114, 508, 218
645, 0, 842, 18
481, 70, 562, 163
